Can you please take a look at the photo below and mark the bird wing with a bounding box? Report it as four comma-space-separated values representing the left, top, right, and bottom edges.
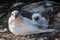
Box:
41, 17, 48, 25
22, 17, 38, 26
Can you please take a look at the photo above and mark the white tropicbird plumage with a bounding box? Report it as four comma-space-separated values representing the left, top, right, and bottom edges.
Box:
8, 10, 55, 36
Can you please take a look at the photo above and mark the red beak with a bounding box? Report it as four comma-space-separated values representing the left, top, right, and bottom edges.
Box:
14, 15, 17, 20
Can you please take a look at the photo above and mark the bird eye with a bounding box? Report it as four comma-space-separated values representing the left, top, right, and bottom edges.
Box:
17, 12, 19, 16
11, 14, 13, 15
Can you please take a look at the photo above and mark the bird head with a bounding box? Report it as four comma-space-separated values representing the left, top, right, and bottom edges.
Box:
32, 13, 42, 21
11, 10, 20, 20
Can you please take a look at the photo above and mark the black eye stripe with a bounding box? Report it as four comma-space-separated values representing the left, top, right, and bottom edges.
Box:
18, 12, 19, 14
11, 14, 13, 15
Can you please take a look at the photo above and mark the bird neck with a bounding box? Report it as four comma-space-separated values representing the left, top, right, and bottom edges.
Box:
9, 16, 23, 25
15, 16, 23, 23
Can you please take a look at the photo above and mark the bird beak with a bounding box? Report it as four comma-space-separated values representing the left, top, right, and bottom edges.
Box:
14, 15, 17, 20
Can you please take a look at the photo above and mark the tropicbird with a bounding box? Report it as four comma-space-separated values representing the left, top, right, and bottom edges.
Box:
8, 10, 55, 36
